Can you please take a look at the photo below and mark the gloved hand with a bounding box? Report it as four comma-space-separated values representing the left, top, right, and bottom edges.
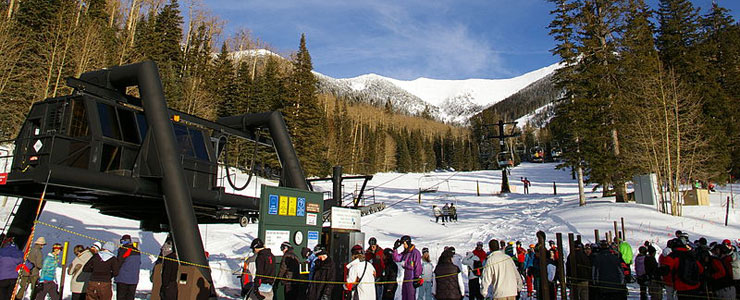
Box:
412, 277, 423, 288
15, 263, 29, 274
393, 239, 402, 250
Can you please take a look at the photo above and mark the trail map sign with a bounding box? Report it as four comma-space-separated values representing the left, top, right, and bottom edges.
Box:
258, 185, 324, 256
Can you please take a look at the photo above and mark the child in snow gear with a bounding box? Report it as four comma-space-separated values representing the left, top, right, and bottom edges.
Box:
34, 243, 62, 300
392, 235, 422, 300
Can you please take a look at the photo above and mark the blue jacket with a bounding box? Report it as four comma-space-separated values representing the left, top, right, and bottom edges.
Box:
115, 244, 141, 284
0, 245, 23, 280
523, 252, 535, 270
39, 252, 59, 282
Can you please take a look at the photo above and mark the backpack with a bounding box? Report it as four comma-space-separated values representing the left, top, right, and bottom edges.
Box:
472, 259, 483, 277
676, 253, 700, 286
256, 249, 276, 285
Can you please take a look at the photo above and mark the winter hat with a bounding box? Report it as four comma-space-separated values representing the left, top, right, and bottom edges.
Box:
448, 246, 456, 254
529, 244, 536, 248
723, 239, 732, 246
280, 242, 292, 251
120, 235, 132, 244
250, 238, 264, 250
400, 235, 412, 246
351, 245, 364, 255
476, 241, 484, 247
92, 242, 102, 250
368, 237, 377, 246
34, 237, 46, 245
301, 247, 312, 259
422, 247, 429, 254
314, 245, 327, 256
52, 243, 63, 251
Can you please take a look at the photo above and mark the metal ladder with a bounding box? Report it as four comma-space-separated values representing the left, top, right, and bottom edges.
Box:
0, 197, 22, 235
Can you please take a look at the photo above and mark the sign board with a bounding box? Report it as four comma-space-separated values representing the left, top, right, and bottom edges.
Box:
331, 207, 361, 231
0, 173, 6, 185
258, 185, 324, 259
307, 231, 320, 250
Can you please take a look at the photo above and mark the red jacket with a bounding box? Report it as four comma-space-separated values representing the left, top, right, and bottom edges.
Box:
365, 247, 385, 274
659, 254, 673, 287
663, 248, 704, 291
473, 248, 487, 263
516, 247, 526, 263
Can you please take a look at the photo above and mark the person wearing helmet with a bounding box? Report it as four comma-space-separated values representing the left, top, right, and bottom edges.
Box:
345, 245, 376, 300
566, 242, 591, 300
251, 238, 276, 300
0, 236, 23, 300
392, 235, 422, 300
365, 237, 385, 300
462, 242, 487, 300
591, 240, 628, 298
276, 242, 304, 299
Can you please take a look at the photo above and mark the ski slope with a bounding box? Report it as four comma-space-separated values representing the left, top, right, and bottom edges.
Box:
1, 162, 737, 299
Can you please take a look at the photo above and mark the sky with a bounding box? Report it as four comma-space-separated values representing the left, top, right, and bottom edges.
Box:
206, 0, 740, 81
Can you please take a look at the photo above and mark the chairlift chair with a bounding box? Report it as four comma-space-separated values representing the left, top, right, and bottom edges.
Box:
418, 174, 438, 193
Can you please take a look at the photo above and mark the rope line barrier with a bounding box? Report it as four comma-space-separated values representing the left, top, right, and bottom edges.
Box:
32, 220, 733, 295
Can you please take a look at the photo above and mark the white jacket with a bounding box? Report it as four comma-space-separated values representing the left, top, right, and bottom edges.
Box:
731, 250, 740, 280
462, 252, 481, 279
68, 250, 93, 293
421, 261, 435, 282
480, 250, 523, 298
433, 207, 442, 217
346, 258, 376, 300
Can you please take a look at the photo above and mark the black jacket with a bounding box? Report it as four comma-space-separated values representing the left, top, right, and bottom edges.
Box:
276, 249, 301, 292
591, 250, 625, 294
307, 257, 335, 300
381, 259, 398, 300
567, 250, 592, 282
255, 249, 275, 285
433, 262, 462, 300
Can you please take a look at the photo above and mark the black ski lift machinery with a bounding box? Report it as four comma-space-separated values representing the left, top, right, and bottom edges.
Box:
0, 61, 311, 298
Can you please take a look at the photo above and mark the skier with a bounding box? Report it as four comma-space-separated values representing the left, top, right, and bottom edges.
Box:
35, 243, 63, 300
276, 242, 304, 299
449, 203, 457, 222
462, 241, 487, 300
431, 249, 464, 300
0, 237, 22, 300
521, 177, 530, 194
635, 246, 648, 300
417, 248, 434, 300
591, 240, 627, 299
515, 241, 526, 273
441, 204, 450, 223
479, 239, 522, 299
307, 246, 334, 300
16, 236, 45, 300
392, 235, 422, 300
380, 248, 398, 300
433, 206, 443, 224
345, 245, 376, 300
250, 238, 275, 300
69, 244, 93, 300
566, 241, 591, 300
365, 237, 385, 300
115, 234, 141, 300
83, 242, 120, 300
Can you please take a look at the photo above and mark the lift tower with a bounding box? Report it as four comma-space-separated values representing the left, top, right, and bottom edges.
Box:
486, 120, 519, 193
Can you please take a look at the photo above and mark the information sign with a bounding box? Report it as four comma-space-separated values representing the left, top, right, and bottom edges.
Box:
288, 197, 297, 216
296, 198, 306, 217
331, 207, 361, 231
279, 196, 288, 216
268, 195, 278, 215
307, 231, 319, 249
264, 230, 290, 256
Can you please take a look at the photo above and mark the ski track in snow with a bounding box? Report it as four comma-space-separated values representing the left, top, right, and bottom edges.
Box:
0, 162, 738, 299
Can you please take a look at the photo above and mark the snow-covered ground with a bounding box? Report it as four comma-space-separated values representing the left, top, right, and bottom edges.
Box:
1, 162, 738, 299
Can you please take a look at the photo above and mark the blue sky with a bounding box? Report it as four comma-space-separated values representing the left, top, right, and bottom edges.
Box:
207, 0, 740, 80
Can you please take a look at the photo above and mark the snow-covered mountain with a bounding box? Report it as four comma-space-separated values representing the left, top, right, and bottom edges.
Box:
316, 63, 560, 125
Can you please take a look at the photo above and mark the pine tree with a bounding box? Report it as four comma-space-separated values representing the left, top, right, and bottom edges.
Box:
212, 43, 238, 118
282, 34, 328, 176
252, 56, 284, 113
151, 0, 184, 106
657, 0, 701, 74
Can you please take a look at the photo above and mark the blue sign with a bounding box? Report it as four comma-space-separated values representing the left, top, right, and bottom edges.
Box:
307, 231, 319, 240
268, 195, 278, 215
296, 198, 306, 216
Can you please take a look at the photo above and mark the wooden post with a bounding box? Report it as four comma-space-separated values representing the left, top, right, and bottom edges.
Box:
418, 192, 421, 204
607, 231, 612, 242
621, 217, 626, 241
537, 231, 551, 300
477, 180, 480, 196
594, 229, 599, 243
726, 196, 730, 226
613, 221, 618, 241
568, 232, 576, 299
553, 182, 557, 195
58, 242, 69, 295
557, 233, 567, 300
576, 235, 582, 244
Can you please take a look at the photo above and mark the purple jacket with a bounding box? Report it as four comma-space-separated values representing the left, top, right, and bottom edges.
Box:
0, 245, 24, 280
114, 244, 141, 284
393, 246, 422, 279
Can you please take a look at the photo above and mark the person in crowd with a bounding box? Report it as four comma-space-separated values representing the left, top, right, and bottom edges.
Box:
16, 236, 45, 300
417, 248, 434, 300
250, 238, 275, 300
441, 204, 450, 223
433, 206, 443, 224
727, 240, 740, 299
523, 244, 536, 298
566, 241, 591, 300
446, 246, 463, 272
711, 243, 735, 299
83, 241, 119, 300
480, 239, 522, 300
0, 237, 22, 300
643, 245, 662, 300
449, 203, 457, 222
660, 240, 677, 300
392, 235, 422, 300
345, 245, 376, 300
616, 237, 633, 267
504, 241, 515, 258
380, 248, 398, 300
431, 249, 464, 300
155, 239, 178, 300
115, 235, 140, 300
304, 246, 319, 280
592, 240, 627, 299
548, 240, 559, 261
239, 248, 259, 300
276, 242, 303, 299
365, 237, 385, 300
35, 243, 62, 300
515, 241, 526, 274
546, 249, 558, 300
307, 246, 334, 300
68, 244, 94, 300
635, 246, 648, 300
462, 241, 487, 300
664, 237, 704, 300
